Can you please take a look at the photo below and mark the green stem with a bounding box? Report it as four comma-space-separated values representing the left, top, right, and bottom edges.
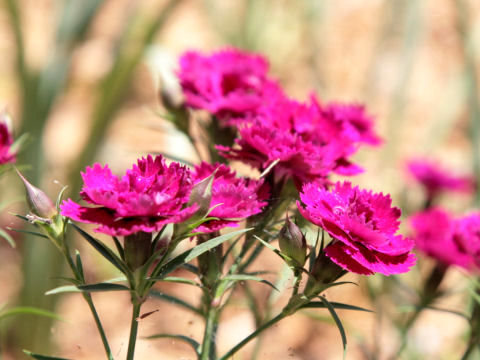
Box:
219, 312, 287, 360
63, 247, 113, 360
126, 301, 142, 360
200, 301, 219, 360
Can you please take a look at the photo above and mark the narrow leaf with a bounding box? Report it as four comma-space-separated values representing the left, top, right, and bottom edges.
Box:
23, 350, 72, 360
301, 301, 373, 313
0, 307, 62, 322
145, 333, 200, 354
149, 290, 202, 315
149, 276, 201, 287
112, 236, 125, 260
223, 274, 278, 291
0, 227, 15, 247
185, 228, 252, 262
71, 223, 128, 274
7, 227, 48, 239
46, 283, 129, 295
319, 296, 347, 359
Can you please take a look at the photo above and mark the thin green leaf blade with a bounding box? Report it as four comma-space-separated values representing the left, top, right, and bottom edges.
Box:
319, 296, 347, 359
23, 350, 72, 360
0, 227, 15, 247
145, 333, 200, 354
223, 274, 278, 291
0, 307, 62, 322
149, 290, 201, 315
71, 223, 128, 274
185, 228, 252, 262
301, 301, 373, 313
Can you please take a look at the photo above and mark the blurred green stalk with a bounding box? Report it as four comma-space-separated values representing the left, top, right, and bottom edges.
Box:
456, 0, 480, 207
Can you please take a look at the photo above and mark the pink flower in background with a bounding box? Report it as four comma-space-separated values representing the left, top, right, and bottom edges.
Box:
178, 48, 283, 126
61, 156, 197, 236
218, 95, 380, 188
298, 181, 416, 275
320, 102, 382, 146
406, 158, 475, 199
0, 113, 16, 165
410, 208, 480, 271
191, 162, 269, 233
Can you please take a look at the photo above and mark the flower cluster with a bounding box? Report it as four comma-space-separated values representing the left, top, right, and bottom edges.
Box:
406, 158, 475, 200
61, 156, 267, 237
410, 208, 480, 271
218, 95, 380, 188
298, 181, 416, 275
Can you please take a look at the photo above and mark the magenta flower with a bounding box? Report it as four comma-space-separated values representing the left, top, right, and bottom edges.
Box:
406, 158, 475, 200
410, 208, 480, 271
298, 181, 416, 276
178, 48, 282, 126
0, 113, 16, 165
60, 155, 198, 236
191, 162, 269, 233
218, 95, 379, 188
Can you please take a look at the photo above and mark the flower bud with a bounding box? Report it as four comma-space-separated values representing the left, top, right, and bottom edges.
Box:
304, 250, 347, 297
17, 169, 57, 219
278, 214, 307, 267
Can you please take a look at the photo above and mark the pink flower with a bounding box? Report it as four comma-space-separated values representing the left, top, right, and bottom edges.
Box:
410, 208, 480, 271
406, 158, 475, 199
178, 48, 282, 126
218, 95, 378, 188
0, 114, 16, 165
191, 162, 269, 232
298, 181, 416, 275
60, 155, 198, 236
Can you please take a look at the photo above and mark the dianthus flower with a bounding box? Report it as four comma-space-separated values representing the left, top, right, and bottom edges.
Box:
0, 112, 16, 165
60, 155, 197, 236
218, 95, 379, 187
178, 48, 282, 126
406, 158, 474, 200
191, 162, 269, 233
410, 208, 480, 271
297, 181, 416, 275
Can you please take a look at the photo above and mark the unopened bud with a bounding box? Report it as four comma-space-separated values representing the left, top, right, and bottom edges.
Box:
278, 214, 307, 267
17, 169, 57, 219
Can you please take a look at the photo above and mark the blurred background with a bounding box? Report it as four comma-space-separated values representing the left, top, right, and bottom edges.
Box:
0, 0, 479, 359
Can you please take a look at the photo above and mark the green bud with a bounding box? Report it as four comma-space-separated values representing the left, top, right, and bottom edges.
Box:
278, 214, 307, 267
17, 169, 57, 219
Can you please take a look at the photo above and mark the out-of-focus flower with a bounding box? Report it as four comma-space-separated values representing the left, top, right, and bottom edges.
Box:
218, 95, 379, 188
191, 162, 268, 233
0, 111, 16, 165
178, 48, 282, 126
61, 155, 197, 236
406, 158, 475, 200
298, 181, 416, 276
411, 208, 480, 271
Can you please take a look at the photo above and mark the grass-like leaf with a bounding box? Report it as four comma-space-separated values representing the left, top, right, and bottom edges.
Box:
319, 296, 347, 360
145, 333, 200, 355
0, 307, 62, 322
46, 282, 129, 295
23, 350, 71, 360
301, 301, 373, 313
7, 227, 48, 239
0, 227, 15, 247
222, 274, 278, 291
149, 290, 202, 316
71, 223, 128, 275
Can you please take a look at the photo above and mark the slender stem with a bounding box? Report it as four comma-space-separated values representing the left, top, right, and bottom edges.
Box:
126, 301, 142, 360
62, 247, 114, 360
219, 312, 287, 360
292, 270, 302, 296
200, 301, 219, 360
